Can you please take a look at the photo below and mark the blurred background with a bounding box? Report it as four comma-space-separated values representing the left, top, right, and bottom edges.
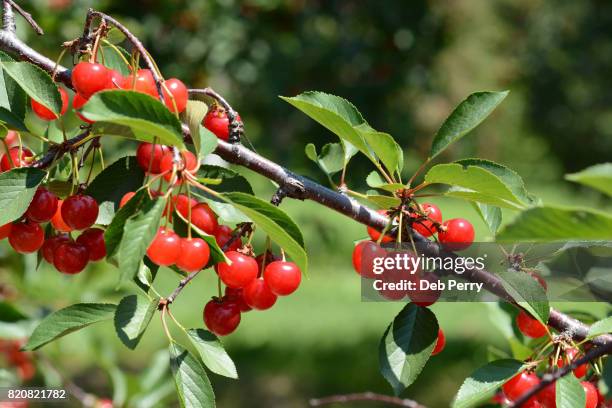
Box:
1, 0, 612, 407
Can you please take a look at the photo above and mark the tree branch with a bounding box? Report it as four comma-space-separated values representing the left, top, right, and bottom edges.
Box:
0, 3, 610, 349
309, 392, 426, 408
511, 342, 612, 407
2, 0, 42, 35
31, 129, 91, 169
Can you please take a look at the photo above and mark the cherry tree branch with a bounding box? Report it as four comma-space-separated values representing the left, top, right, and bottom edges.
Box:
511, 341, 612, 407
0, 3, 610, 349
309, 392, 426, 408
2, 0, 43, 35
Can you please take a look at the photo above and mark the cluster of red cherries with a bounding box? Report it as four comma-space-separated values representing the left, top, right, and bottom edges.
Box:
128, 141, 303, 337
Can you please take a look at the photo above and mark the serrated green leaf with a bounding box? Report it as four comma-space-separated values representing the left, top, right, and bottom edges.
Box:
187, 329, 238, 379
114, 295, 158, 350
23, 303, 116, 350
556, 374, 585, 408
195, 165, 253, 196
98, 45, 131, 76
0, 57, 62, 115
0, 167, 46, 225
134, 259, 158, 294
566, 163, 612, 197
223, 192, 307, 274
355, 123, 403, 175
104, 189, 149, 262
497, 206, 612, 241
471, 202, 502, 234
183, 100, 217, 161
117, 198, 166, 285
0, 52, 27, 130
85, 156, 146, 225
587, 316, 612, 338
430, 91, 509, 159
83, 90, 185, 148
169, 342, 215, 408
496, 270, 549, 324
366, 171, 404, 193
305, 142, 345, 175
425, 163, 528, 209
452, 359, 524, 408
361, 190, 401, 208
379, 303, 439, 395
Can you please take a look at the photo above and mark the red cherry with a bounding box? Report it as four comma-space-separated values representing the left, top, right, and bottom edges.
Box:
367, 210, 394, 243
411, 203, 442, 237
255, 251, 280, 273
162, 78, 188, 113
377, 266, 410, 300
556, 347, 588, 378
53, 241, 89, 274
516, 310, 548, 338
8, 222, 44, 253
72, 93, 94, 123
224, 287, 252, 312
431, 328, 446, 356
243, 278, 277, 310
119, 191, 136, 208
3, 130, 19, 148
25, 187, 58, 223
159, 150, 199, 182
215, 225, 241, 251
136, 142, 170, 174
172, 194, 197, 218
503, 372, 540, 401
217, 251, 258, 289
537, 382, 556, 408
31, 87, 68, 120
263, 261, 301, 296
76, 228, 106, 261
190, 203, 218, 234
582, 382, 598, 408
438, 218, 475, 251
51, 200, 73, 232
408, 273, 442, 307
126, 69, 158, 97
61, 194, 99, 230
41, 234, 71, 264
523, 399, 543, 408
203, 109, 241, 141
146, 228, 180, 266
97, 399, 114, 408
0, 223, 11, 240
72, 62, 109, 98
352, 240, 386, 279
106, 69, 126, 90
203, 298, 241, 336
176, 238, 210, 272
0, 147, 33, 171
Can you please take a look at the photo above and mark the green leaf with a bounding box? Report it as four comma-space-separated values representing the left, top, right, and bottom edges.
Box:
587, 316, 612, 338
186, 329, 238, 379
104, 189, 149, 261
359, 191, 401, 209
0, 57, 62, 115
305, 142, 345, 175
366, 171, 405, 193
114, 295, 158, 350
23, 303, 116, 350
223, 192, 307, 274
379, 303, 439, 395
195, 165, 254, 196
424, 163, 529, 209
83, 90, 185, 148
355, 123, 404, 175
471, 203, 502, 234
566, 163, 612, 197
134, 259, 158, 295
497, 206, 612, 241
173, 210, 227, 265
169, 342, 216, 408
117, 198, 166, 285
98, 45, 131, 76
281, 92, 374, 161
452, 359, 524, 408
0, 301, 28, 322
430, 91, 509, 159
556, 374, 585, 408
0, 52, 27, 130
183, 100, 217, 161
0, 168, 46, 225
45, 179, 72, 197
496, 270, 549, 325
85, 156, 146, 225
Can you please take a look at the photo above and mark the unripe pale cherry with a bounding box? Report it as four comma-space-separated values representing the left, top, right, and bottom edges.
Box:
203, 298, 241, 336
263, 261, 301, 296
217, 251, 258, 289
31, 87, 68, 120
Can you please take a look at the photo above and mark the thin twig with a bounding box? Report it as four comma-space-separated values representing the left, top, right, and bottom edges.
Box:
309, 392, 426, 408
2, 0, 43, 34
